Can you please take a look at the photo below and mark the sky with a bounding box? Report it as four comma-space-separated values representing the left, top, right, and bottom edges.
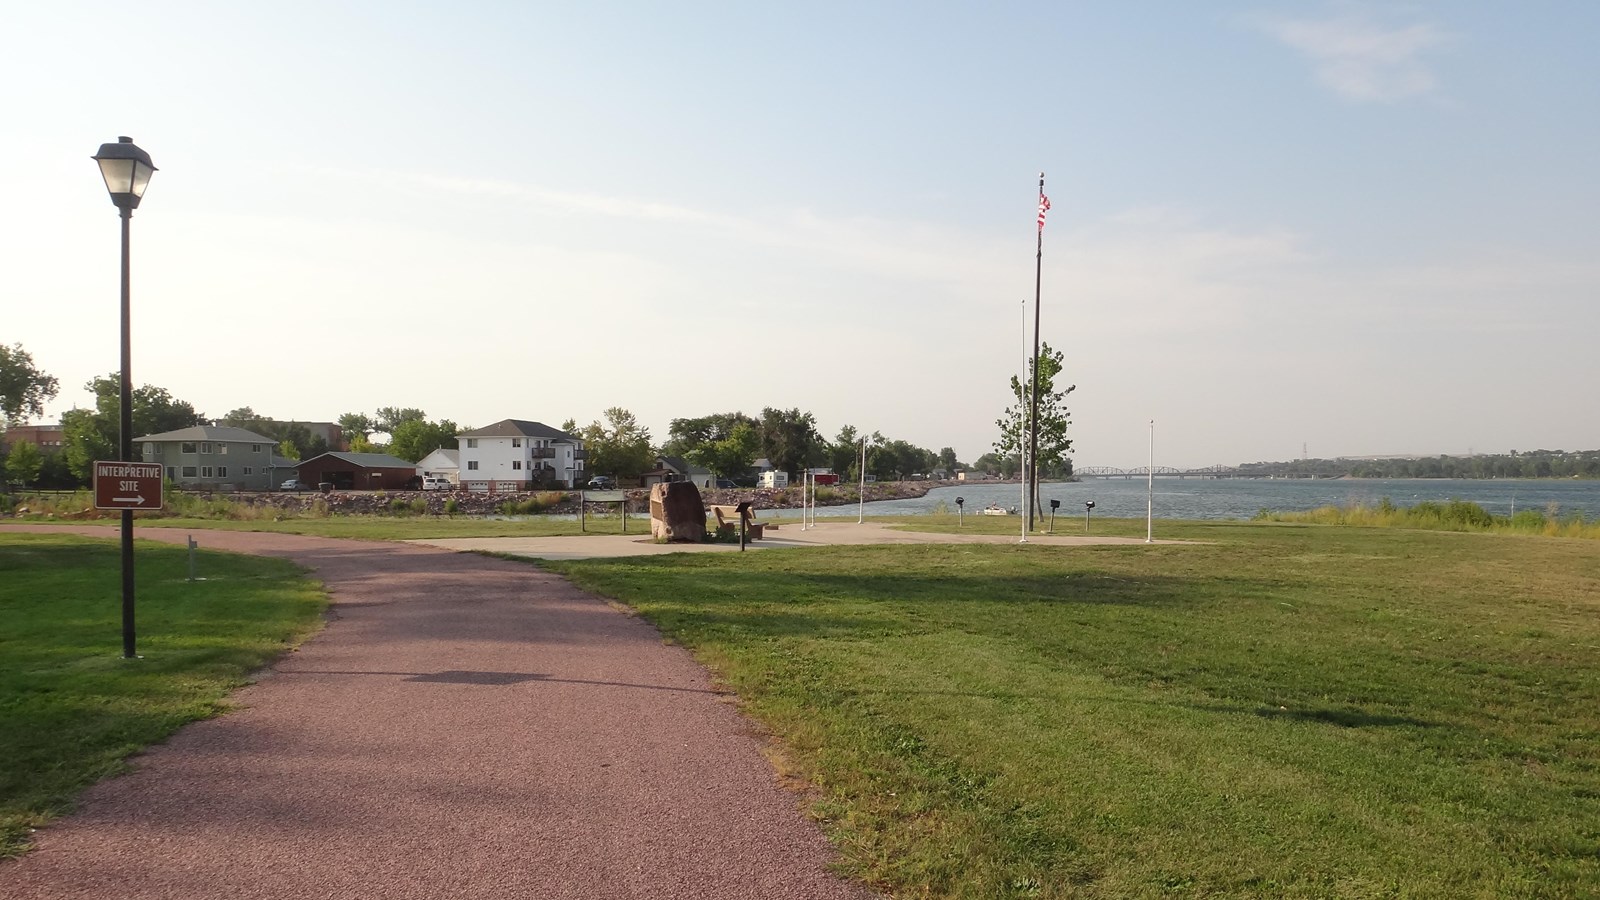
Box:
4, 1, 1597, 469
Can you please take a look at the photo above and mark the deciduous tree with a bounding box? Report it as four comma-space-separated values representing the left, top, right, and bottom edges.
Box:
995, 342, 1075, 495
61, 374, 203, 482
388, 418, 460, 463
0, 343, 59, 426
579, 408, 654, 479
758, 407, 821, 478
2, 439, 43, 487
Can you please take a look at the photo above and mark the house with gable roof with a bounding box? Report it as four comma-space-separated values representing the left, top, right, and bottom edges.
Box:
135, 425, 284, 490
456, 419, 586, 491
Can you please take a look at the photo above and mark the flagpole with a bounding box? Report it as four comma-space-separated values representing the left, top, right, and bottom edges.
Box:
1027, 172, 1045, 533
1018, 295, 1028, 544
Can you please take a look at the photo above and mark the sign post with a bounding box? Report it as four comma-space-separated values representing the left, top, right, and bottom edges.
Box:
93, 461, 163, 656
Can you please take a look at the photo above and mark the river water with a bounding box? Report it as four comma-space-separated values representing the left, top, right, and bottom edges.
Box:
780, 478, 1600, 522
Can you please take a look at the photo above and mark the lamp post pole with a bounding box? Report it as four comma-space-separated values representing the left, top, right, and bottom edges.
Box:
93, 136, 156, 660
117, 204, 135, 658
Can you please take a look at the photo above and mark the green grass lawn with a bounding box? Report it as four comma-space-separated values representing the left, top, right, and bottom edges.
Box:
543, 522, 1600, 898
0, 534, 326, 858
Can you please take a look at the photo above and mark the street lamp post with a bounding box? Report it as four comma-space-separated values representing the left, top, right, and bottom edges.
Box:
92, 136, 156, 660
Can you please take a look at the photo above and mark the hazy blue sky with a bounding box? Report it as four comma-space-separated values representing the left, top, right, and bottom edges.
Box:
5, 2, 1596, 467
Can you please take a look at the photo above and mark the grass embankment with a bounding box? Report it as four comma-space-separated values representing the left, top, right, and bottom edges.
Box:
544, 522, 1600, 898
1255, 498, 1598, 539
0, 534, 326, 858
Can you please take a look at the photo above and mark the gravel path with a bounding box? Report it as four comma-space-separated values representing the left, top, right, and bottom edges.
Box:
0, 525, 874, 899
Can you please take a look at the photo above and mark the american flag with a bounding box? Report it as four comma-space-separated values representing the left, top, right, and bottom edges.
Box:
1037, 194, 1051, 231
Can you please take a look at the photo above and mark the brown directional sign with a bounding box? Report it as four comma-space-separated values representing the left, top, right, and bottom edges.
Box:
94, 461, 164, 511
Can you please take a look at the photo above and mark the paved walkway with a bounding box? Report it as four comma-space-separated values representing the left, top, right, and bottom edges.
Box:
0, 525, 873, 899
411, 519, 1178, 559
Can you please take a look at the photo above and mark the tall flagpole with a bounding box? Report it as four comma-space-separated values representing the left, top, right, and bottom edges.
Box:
1018, 296, 1028, 543
1027, 172, 1046, 532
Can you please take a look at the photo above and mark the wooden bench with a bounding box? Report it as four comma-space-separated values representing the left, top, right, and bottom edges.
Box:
710, 504, 776, 540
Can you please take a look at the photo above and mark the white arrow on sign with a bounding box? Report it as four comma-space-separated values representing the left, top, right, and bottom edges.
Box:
111, 495, 147, 505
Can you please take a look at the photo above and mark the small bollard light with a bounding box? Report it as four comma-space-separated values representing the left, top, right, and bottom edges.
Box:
955, 496, 965, 527
1084, 500, 1096, 534
1048, 498, 1060, 533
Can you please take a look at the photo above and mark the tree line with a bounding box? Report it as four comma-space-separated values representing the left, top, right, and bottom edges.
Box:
1, 339, 1082, 489
1239, 451, 1600, 480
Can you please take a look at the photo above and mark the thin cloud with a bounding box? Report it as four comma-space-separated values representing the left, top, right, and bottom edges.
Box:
1253, 11, 1450, 103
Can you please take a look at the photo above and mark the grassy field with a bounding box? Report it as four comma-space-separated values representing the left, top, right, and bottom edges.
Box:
543, 521, 1600, 898
0, 534, 327, 858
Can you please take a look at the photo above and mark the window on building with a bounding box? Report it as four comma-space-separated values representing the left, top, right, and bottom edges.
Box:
217, 466, 228, 477
219, 445, 228, 454
467, 439, 478, 449
512, 461, 522, 470
181, 442, 197, 453
243, 466, 254, 476
467, 460, 479, 470
252, 444, 262, 452
201, 443, 212, 453
182, 466, 197, 477
512, 438, 522, 447
166, 466, 176, 480
201, 466, 214, 477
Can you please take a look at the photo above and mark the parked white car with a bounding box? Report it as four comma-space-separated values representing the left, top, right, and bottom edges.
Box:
278, 478, 302, 491
421, 476, 454, 491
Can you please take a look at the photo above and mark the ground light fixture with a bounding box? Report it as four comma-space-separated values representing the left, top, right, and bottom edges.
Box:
91, 136, 157, 659
1084, 499, 1096, 534
955, 495, 965, 526
1048, 498, 1060, 533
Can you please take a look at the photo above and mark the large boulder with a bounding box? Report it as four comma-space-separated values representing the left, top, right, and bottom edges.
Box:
649, 482, 706, 542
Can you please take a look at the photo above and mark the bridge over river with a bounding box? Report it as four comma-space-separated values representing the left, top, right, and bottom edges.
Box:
1076, 465, 1245, 479
1075, 464, 1350, 480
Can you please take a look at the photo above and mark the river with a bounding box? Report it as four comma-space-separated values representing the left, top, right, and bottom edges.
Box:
776, 478, 1600, 522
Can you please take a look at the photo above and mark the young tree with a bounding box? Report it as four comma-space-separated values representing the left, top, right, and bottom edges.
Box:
2, 439, 43, 487
277, 439, 301, 461
0, 343, 60, 426
994, 342, 1075, 507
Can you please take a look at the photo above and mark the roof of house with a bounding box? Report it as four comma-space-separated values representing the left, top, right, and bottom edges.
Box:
297, 451, 417, 469
134, 425, 278, 444
659, 455, 712, 475
418, 448, 459, 466
457, 419, 580, 441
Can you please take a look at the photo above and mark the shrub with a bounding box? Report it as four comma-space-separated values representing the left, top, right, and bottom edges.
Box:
444, 497, 460, 516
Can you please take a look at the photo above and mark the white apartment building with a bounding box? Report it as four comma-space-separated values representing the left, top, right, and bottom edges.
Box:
456, 419, 586, 491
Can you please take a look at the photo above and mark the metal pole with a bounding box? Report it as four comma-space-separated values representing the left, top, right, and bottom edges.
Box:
1018, 297, 1028, 543
1027, 171, 1044, 532
1146, 420, 1154, 543
857, 437, 865, 524
119, 207, 137, 659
